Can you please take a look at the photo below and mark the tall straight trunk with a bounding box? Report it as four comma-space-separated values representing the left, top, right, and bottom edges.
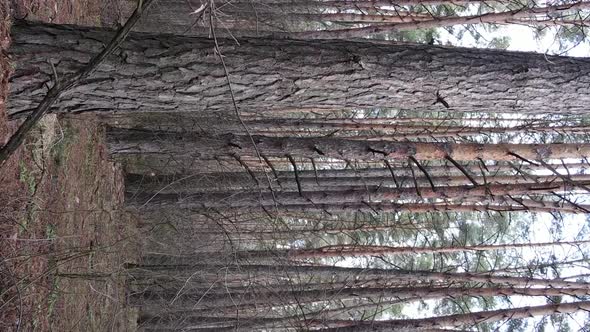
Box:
126, 171, 590, 194
108, 131, 590, 162
176, 240, 590, 261
133, 284, 590, 310
107, 114, 590, 139
243, 116, 572, 125
120, 154, 589, 179
137, 199, 590, 215
105, 114, 482, 134
149, 222, 441, 240
322, 300, 590, 331
112, 114, 568, 131
265, 199, 590, 214
134, 161, 585, 179
129, 180, 588, 208
128, 263, 590, 289
10, 22, 590, 117
295, 1, 590, 38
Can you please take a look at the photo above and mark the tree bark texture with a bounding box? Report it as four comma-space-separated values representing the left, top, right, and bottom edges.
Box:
125, 161, 586, 179
128, 180, 588, 209
133, 284, 590, 310
128, 263, 590, 289
171, 240, 590, 261
105, 113, 590, 138
108, 130, 590, 162
9, 21, 590, 118
135, 199, 589, 216
126, 171, 590, 194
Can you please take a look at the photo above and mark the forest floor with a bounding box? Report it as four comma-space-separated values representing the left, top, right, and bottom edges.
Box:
1, 1, 139, 331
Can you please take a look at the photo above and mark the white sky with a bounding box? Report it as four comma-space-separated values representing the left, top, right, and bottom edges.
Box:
439, 23, 590, 57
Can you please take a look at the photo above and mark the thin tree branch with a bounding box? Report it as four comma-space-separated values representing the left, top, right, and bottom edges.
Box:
286, 155, 304, 197
409, 156, 436, 191
445, 155, 479, 186
384, 159, 400, 188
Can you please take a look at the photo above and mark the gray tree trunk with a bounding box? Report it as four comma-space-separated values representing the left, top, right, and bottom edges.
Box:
128, 180, 587, 209
108, 130, 590, 162
9, 21, 590, 118
133, 284, 590, 311
128, 263, 590, 289
126, 171, 590, 194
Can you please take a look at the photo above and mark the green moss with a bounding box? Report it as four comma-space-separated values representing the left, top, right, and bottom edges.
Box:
51, 123, 76, 168
19, 160, 38, 195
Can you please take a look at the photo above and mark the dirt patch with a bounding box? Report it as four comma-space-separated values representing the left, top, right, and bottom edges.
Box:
1, 1, 139, 331
11, 0, 102, 25
38, 115, 139, 332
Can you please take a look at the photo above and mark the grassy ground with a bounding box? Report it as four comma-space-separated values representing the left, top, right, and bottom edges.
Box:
1, 1, 139, 331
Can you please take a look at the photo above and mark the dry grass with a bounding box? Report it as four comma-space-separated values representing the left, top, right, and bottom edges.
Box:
40, 116, 139, 332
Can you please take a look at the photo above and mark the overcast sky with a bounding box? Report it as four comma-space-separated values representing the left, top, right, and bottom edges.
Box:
439, 23, 590, 57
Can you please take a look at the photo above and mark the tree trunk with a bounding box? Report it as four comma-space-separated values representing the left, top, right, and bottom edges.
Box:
133, 284, 590, 310
129, 179, 589, 209
126, 171, 590, 194
136, 199, 590, 215
322, 300, 590, 331
264, 199, 590, 214
108, 131, 590, 162
128, 263, 590, 289
129, 161, 584, 179
179, 240, 590, 261
10, 21, 590, 117
106, 113, 590, 138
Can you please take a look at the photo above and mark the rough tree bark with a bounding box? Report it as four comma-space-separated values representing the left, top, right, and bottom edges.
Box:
129, 180, 589, 208
169, 239, 590, 261
258, 200, 590, 214
109, 131, 590, 161
134, 284, 590, 310
126, 171, 590, 194
106, 113, 590, 138
136, 199, 590, 215
125, 161, 588, 180
128, 263, 590, 289
9, 21, 590, 117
